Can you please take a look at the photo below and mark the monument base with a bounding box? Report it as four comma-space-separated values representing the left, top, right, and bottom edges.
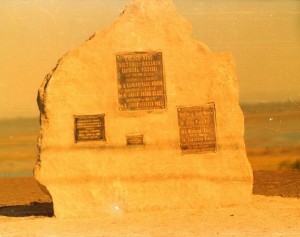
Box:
35, 148, 253, 218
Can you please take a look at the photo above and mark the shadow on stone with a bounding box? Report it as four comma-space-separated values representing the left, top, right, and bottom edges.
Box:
0, 202, 54, 217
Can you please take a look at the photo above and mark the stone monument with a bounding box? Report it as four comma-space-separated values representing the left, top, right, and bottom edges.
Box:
35, 0, 253, 218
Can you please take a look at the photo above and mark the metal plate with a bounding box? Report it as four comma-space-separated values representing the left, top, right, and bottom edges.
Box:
126, 134, 144, 146
177, 103, 217, 154
74, 114, 105, 142
116, 52, 166, 111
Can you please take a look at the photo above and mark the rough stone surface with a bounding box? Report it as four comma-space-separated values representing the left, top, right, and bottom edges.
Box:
34, 0, 253, 218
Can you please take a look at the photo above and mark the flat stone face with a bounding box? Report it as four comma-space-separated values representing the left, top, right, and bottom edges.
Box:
35, 0, 253, 218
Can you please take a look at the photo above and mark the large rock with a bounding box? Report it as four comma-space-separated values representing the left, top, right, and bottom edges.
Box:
35, 0, 253, 218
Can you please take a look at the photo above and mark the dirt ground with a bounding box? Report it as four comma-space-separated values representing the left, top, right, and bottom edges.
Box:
253, 170, 300, 198
0, 171, 300, 236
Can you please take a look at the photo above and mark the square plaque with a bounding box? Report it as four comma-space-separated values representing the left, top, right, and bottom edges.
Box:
177, 103, 217, 154
116, 52, 166, 111
74, 114, 105, 142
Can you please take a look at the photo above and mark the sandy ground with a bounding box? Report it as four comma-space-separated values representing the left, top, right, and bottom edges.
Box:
0, 172, 300, 236
0, 195, 299, 237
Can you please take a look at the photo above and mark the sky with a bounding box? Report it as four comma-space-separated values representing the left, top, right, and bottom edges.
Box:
0, 0, 299, 118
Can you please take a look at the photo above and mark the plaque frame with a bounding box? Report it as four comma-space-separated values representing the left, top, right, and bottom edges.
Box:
74, 114, 106, 143
126, 133, 144, 146
177, 103, 217, 154
116, 51, 167, 112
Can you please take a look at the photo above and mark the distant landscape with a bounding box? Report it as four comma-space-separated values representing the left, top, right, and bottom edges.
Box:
0, 118, 39, 177
242, 101, 300, 171
0, 102, 299, 177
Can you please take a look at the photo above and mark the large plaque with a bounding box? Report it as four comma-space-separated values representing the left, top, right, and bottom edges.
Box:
74, 114, 105, 142
177, 104, 217, 154
116, 52, 166, 111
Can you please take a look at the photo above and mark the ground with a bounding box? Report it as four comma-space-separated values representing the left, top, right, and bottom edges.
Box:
0, 171, 300, 236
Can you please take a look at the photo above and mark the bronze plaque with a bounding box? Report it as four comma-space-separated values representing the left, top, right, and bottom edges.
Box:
116, 52, 166, 111
177, 104, 217, 154
74, 114, 105, 142
126, 134, 144, 146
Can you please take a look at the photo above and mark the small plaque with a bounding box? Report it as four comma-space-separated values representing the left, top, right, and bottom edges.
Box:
116, 52, 166, 111
177, 104, 217, 154
126, 134, 144, 146
74, 114, 105, 142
